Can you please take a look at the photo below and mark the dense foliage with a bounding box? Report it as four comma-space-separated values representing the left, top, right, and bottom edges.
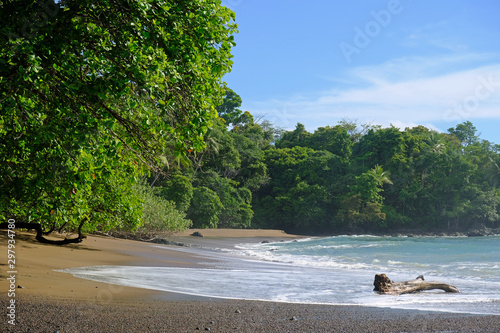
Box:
150, 87, 273, 229
153, 90, 500, 234
253, 120, 500, 234
0, 0, 236, 238
2, 2, 498, 238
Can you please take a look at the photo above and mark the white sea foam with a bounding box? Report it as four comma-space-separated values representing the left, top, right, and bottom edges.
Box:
58, 235, 500, 315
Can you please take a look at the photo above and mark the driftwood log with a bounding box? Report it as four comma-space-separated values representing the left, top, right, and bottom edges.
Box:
374, 274, 460, 295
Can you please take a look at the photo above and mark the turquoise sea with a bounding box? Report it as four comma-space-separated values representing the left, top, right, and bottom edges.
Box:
61, 235, 500, 315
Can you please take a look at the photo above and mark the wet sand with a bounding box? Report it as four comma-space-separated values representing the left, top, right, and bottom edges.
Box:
1, 229, 499, 332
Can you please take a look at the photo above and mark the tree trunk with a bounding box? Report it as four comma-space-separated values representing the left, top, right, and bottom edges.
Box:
0, 220, 86, 245
373, 274, 459, 295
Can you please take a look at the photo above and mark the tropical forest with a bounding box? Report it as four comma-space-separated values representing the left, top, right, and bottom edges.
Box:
1, 1, 499, 241
147, 89, 500, 235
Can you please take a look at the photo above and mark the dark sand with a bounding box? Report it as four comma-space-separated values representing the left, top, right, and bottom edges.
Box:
3, 296, 500, 333
1, 229, 499, 332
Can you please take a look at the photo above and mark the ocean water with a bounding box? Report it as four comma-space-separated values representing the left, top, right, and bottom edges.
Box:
60, 235, 500, 315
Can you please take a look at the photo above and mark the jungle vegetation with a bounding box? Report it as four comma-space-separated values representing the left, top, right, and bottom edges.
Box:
2, 1, 499, 241
157, 89, 500, 234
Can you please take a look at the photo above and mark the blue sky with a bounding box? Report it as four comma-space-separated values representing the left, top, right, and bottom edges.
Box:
222, 0, 500, 144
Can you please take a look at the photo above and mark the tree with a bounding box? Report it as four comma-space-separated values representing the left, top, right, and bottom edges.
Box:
195, 118, 241, 178
260, 119, 285, 145
216, 87, 243, 125
337, 165, 392, 230
338, 118, 375, 143
231, 122, 270, 191
255, 121, 500, 234
370, 164, 393, 188
187, 187, 223, 229
253, 146, 338, 232
183, 109, 271, 229
194, 172, 253, 229
160, 174, 194, 212
133, 181, 192, 234
275, 181, 330, 232
448, 121, 479, 147
353, 126, 405, 171
0, 0, 237, 243
275, 123, 311, 149
308, 125, 353, 162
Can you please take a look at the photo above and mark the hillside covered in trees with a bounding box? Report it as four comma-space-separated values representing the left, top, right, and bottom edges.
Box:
151, 89, 500, 235
2, 1, 498, 238
0, 0, 238, 242
3, 2, 498, 243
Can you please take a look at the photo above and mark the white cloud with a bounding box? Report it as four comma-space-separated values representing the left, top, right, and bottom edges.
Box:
400, 21, 469, 52
249, 55, 500, 131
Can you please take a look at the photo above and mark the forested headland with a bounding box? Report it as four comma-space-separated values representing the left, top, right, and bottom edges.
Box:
151, 89, 500, 235
1, 1, 499, 241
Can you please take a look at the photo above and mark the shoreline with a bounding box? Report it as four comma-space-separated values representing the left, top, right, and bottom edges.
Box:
1, 229, 499, 332
0, 229, 301, 302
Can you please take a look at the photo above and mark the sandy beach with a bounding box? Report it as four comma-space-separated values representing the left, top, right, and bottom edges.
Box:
1, 229, 499, 332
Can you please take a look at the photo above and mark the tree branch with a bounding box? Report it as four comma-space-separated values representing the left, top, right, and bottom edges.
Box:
0, 221, 86, 245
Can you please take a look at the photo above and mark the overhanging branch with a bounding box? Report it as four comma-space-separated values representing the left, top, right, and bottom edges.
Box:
0, 221, 86, 245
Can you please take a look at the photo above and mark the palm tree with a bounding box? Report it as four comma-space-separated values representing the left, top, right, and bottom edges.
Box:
427, 133, 445, 154
487, 157, 500, 186
369, 164, 393, 187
